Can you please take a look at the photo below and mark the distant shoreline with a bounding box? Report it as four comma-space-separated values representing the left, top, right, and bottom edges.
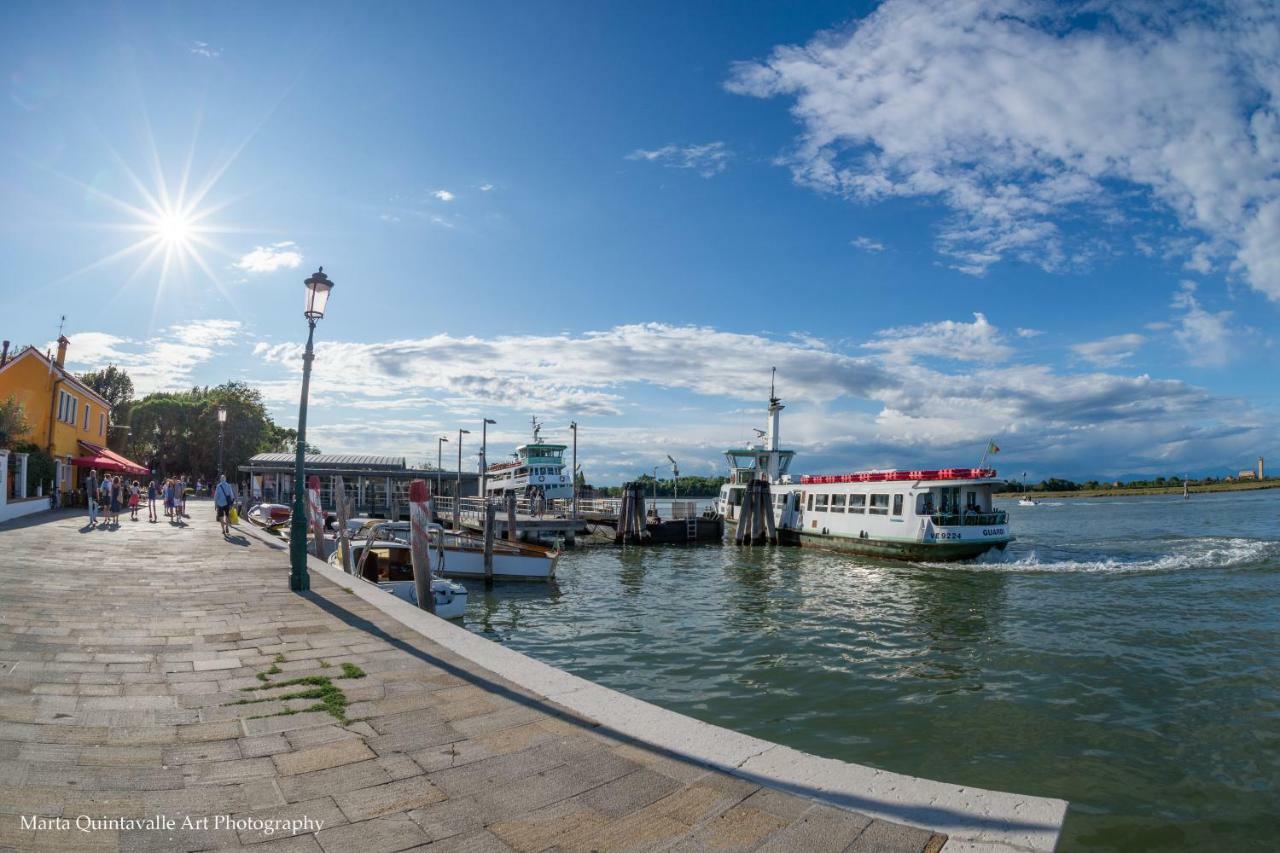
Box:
996, 480, 1279, 499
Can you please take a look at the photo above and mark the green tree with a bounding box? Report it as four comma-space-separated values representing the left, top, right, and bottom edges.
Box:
0, 395, 32, 449
79, 365, 135, 450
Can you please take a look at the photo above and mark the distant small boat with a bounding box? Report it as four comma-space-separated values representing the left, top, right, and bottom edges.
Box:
246, 503, 291, 531
345, 519, 559, 581
1018, 497, 1039, 507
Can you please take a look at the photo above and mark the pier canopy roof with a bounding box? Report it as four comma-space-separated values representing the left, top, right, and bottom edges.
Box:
244, 452, 410, 473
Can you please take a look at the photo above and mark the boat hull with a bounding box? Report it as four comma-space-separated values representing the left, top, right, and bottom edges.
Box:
723, 518, 1010, 562
377, 579, 467, 619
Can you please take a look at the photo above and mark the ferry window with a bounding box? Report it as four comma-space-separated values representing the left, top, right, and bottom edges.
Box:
814, 494, 829, 511
869, 494, 889, 515
892, 495, 904, 516
830, 494, 846, 513
807, 493, 813, 511
849, 494, 865, 513
916, 493, 935, 514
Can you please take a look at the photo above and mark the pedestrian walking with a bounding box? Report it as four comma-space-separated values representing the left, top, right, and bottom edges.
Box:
110, 476, 122, 526
214, 474, 236, 537
128, 481, 140, 521
163, 479, 174, 521
147, 480, 158, 523
86, 469, 100, 527
178, 477, 188, 517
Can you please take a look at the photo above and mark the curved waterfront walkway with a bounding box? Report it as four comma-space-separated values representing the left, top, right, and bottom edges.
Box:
0, 509, 1064, 852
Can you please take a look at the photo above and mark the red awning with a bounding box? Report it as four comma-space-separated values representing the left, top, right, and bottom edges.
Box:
72, 442, 150, 476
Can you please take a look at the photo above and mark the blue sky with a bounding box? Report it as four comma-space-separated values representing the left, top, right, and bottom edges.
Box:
2, 0, 1278, 483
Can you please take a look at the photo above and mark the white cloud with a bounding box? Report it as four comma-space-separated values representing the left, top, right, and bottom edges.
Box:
1071, 333, 1146, 368
626, 142, 730, 178
478, 184, 494, 192
727, 0, 1280, 297
864, 312, 1012, 363
432, 190, 455, 202
54, 321, 243, 394
235, 241, 302, 274
1172, 281, 1234, 367
239, 316, 1268, 480
1016, 328, 1043, 338
190, 41, 221, 59
851, 236, 885, 252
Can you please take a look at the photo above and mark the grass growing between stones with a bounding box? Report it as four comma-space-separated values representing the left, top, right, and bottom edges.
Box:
236, 663, 368, 724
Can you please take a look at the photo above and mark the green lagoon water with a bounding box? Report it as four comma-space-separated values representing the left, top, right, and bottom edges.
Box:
461, 490, 1280, 851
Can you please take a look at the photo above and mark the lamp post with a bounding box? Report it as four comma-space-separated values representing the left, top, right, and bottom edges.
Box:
436, 436, 448, 500
569, 421, 578, 519
153, 424, 162, 477
455, 429, 470, 531
480, 419, 496, 500
217, 406, 227, 477
289, 267, 334, 592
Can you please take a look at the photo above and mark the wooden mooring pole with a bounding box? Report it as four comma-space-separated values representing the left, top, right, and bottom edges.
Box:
734, 479, 778, 546
483, 502, 496, 587
506, 493, 518, 543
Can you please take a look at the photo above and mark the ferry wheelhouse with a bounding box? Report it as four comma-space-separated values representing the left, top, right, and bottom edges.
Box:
717, 393, 1012, 561
483, 418, 573, 501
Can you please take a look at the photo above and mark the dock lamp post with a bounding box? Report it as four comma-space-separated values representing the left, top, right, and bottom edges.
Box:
217, 406, 227, 477
289, 267, 334, 592
480, 418, 496, 500
436, 436, 448, 499
456, 427, 470, 498
569, 421, 578, 519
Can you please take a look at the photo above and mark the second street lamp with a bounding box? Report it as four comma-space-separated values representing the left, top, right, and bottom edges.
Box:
289, 267, 334, 593
217, 406, 227, 477
456, 428, 470, 528
480, 418, 496, 500
436, 436, 449, 503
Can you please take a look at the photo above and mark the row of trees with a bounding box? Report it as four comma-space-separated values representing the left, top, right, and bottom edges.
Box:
1000, 474, 1266, 493
72, 368, 311, 483
593, 474, 728, 498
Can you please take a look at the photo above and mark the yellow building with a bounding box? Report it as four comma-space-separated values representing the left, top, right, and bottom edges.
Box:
0, 336, 115, 492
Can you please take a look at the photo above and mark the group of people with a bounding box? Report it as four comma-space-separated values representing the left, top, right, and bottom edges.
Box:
83, 471, 197, 527
82, 469, 240, 537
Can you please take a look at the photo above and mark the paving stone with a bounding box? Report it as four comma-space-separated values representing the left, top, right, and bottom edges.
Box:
234, 795, 348, 844
273, 738, 376, 776
334, 776, 446, 821
315, 813, 429, 852
843, 818, 943, 853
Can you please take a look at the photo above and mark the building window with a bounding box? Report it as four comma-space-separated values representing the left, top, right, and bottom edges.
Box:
892, 494, 904, 516
57, 391, 79, 424
830, 494, 846, 513
869, 494, 890, 515
99, 413, 106, 436
83, 403, 90, 430
849, 494, 866, 513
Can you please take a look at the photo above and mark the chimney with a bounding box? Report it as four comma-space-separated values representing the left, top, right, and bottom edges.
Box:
0, 340, 9, 368
55, 335, 69, 368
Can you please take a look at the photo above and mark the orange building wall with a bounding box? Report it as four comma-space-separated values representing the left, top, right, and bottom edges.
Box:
0, 350, 111, 489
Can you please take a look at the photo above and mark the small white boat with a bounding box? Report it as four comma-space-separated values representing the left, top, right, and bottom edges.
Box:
345, 519, 559, 581
246, 503, 292, 529
329, 537, 468, 620
1018, 497, 1039, 507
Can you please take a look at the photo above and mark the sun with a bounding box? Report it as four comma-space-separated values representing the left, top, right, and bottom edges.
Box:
154, 210, 192, 246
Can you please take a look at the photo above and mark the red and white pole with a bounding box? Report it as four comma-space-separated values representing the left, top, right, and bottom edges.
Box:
408, 479, 436, 615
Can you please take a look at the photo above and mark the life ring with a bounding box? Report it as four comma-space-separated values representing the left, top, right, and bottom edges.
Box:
538, 475, 545, 483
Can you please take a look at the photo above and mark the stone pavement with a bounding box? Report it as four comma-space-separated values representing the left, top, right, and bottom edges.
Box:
0, 507, 948, 853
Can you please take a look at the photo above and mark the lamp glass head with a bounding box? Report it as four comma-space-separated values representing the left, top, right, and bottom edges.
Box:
217, 407, 227, 424
304, 267, 334, 319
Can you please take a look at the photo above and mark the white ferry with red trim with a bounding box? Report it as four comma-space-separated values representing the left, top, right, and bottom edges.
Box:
483, 417, 573, 502
716, 390, 1012, 561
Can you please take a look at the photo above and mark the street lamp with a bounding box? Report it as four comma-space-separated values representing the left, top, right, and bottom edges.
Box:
153, 424, 161, 477
436, 436, 449, 501
479, 419, 496, 500
569, 421, 578, 519
456, 428, 470, 527
289, 267, 334, 592
217, 406, 227, 477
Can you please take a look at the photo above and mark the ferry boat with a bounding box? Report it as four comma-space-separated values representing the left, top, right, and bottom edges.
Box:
483, 417, 573, 502
716, 389, 1013, 561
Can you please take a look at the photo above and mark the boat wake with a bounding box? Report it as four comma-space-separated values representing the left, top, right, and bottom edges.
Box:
926, 537, 1280, 574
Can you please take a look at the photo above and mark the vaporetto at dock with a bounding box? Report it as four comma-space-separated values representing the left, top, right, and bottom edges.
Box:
717, 388, 1014, 561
